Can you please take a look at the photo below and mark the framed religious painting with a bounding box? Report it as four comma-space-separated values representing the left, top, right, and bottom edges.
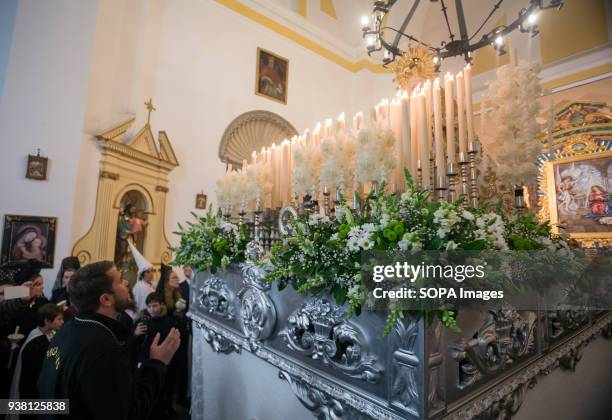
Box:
255, 48, 289, 104
1, 215, 57, 268
544, 150, 612, 245
195, 193, 207, 209
26, 153, 48, 180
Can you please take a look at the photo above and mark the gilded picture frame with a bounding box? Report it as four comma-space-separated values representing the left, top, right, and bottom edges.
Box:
544, 149, 612, 246
1, 214, 57, 268
255, 47, 289, 104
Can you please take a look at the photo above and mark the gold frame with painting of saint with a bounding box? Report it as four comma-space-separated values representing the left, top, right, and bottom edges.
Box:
545, 150, 612, 243
255, 48, 288, 104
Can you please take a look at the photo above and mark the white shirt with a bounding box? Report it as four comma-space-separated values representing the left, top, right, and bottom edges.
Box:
133, 280, 156, 311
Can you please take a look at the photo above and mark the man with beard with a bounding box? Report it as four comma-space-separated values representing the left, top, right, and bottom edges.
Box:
38, 261, 180, 420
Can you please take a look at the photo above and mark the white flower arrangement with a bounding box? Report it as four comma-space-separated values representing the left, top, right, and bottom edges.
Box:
319, 128, 356, 190
230, 171, 246, 208
481, 60, 542, 186
216, 171, 233, 209
355, 125, 396, 184
245, 161, 273, 203
292, 136, 322, 195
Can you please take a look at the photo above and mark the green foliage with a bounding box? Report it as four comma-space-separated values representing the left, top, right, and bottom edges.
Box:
171, 206, 249, 273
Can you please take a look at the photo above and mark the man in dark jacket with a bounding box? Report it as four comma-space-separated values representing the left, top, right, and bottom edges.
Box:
38, 260, 180, 420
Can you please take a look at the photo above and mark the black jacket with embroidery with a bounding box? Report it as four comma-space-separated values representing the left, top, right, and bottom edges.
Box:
37, 312, 166, 420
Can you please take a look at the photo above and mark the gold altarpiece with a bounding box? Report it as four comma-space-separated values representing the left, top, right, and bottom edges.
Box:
72, 105, 179, 275
479, 100, 611, 248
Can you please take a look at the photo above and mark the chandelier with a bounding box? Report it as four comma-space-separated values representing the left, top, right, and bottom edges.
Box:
361, 0, 564, 70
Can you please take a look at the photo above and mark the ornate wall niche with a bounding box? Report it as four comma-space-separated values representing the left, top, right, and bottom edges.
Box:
218, 110, 298, 167
72, 104, 179, 273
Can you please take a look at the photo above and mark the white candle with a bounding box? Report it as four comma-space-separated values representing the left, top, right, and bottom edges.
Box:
433, 78, 445, 171
251, 150, 257, 164
390, 97, 404, 188
401, 93, 412, 179
464, 65, 474, 142
313, 123, 322, 146
444, 73, 456, 163
280, 140, 290, 205
337, 112, 346, 131
324, 118, 333, 138
456, 71, 467, 154
410, 91, 419, 176
424, 80, 433, 152
418, 93, 430, 190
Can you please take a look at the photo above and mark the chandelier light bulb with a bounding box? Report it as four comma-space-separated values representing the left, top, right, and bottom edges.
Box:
527, 12, 538, 25
433, 56, 440, 64
494, 34, 503, 46
383, 49, 391, 60
361, 15, 370, 28
366, 34, 377, 46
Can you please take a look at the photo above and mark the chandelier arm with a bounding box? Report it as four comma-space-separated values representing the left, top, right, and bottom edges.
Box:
382, 27, 436, 52
440, 0, 455, 41
458, 5, 538, 56
468, 0, 504, 42
390, 0, 421, 49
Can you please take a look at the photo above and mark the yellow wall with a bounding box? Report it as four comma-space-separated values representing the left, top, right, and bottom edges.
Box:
539, 0, 609, 65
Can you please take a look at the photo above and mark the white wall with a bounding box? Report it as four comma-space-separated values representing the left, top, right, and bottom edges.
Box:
0, 0, 99, 295
70, 0, 383, 258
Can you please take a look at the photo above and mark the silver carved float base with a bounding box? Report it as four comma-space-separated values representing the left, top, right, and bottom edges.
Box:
188, 265, 612, 420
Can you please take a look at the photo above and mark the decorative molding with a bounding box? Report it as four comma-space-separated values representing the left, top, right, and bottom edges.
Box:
200, 321, 241, 354
99, 170, 120, 180
278, 370, 367, 420
281, 298, 384, 384
218, 110, 298, 167
155, 185, 169, 193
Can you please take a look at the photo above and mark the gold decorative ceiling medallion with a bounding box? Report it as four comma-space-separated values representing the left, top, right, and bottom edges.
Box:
389, 46, 437, 90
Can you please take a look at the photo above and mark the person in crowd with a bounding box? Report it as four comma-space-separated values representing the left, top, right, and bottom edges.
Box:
157, 265, 190, 408
51, 256, 80, 294
130, 242, 157, 311
38, 261, 180, 420
135, 292, 177, 419
12, 266, 48, 340
10, 303, 64, 401
179, 266, 193, 311
51, 267, 77, 321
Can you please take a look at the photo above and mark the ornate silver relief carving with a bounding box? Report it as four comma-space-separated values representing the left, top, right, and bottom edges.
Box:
451, 305, 536, 389
194, 320, 241, 354
238, 264, 277, 350
390, 318, 420, 415
281, 298, 383, 384
278, 370, 367, 420
548, 306, 590, 340
444, 312, 612, 420
426, 321, 445, 416
197, 275, 235, 320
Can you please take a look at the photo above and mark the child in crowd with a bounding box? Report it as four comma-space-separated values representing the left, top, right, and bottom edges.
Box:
135, 292, 176, 419
10, 303, 64, 400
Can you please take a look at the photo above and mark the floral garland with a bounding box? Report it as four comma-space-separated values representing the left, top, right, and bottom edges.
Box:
264, 171, 576, 335
172, 208, 249, 274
